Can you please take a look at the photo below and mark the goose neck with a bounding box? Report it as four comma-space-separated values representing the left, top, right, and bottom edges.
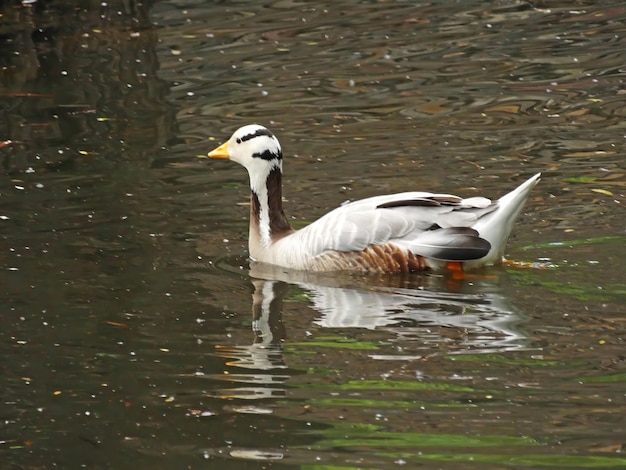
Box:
249, 166, 292, 247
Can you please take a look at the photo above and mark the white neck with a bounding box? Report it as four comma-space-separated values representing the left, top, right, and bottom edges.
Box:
246, 160, 292, 252
250, 164, 274, 247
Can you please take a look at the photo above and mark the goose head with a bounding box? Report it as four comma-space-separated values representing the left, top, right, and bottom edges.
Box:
208, 125, 283, 189
208, 125, 292, 250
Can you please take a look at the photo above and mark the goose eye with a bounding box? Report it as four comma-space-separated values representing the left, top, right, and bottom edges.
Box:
236, 138, 241, 144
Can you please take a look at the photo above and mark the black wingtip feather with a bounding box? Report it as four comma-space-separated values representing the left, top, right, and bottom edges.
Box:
411, 228, 491, 261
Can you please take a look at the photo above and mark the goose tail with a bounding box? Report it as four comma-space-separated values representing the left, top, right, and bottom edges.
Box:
470, 173, 541, 266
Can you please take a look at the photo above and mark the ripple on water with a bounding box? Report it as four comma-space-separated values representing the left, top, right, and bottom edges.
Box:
2, 1, 626, 468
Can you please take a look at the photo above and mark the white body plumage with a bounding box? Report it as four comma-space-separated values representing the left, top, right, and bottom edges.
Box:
209, 124, 540, 273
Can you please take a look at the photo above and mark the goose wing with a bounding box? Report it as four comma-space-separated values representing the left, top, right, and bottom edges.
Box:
291, 192, 496, 261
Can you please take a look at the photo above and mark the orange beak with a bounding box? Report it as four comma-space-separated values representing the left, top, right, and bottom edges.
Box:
208, 141, 230, 159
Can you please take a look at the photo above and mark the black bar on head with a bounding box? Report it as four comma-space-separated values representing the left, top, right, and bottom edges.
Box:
252, 149, 282, 161
240, 128, 274, 142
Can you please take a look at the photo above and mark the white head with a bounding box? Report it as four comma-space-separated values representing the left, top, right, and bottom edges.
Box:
208, 125, 282, 191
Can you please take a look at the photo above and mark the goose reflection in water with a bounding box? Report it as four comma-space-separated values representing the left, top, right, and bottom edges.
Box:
213, 261, 529, 397
248, 262, 528, 350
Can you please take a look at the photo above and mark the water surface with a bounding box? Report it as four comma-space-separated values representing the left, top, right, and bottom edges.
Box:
1, 0, 625, 468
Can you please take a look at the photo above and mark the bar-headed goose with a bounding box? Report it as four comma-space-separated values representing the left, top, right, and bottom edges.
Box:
209, 124, 540, 273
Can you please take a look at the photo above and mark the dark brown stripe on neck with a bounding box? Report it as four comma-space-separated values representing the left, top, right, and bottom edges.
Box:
266, 167, 292, 237
251, 191, 261, 227
250, 167, 293, 241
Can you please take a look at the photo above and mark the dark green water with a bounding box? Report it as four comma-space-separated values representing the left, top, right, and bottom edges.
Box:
1, 1, 625, 468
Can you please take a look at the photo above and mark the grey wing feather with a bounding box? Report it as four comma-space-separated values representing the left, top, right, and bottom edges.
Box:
404, 227, 492, 260
294, 192, 496, 258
